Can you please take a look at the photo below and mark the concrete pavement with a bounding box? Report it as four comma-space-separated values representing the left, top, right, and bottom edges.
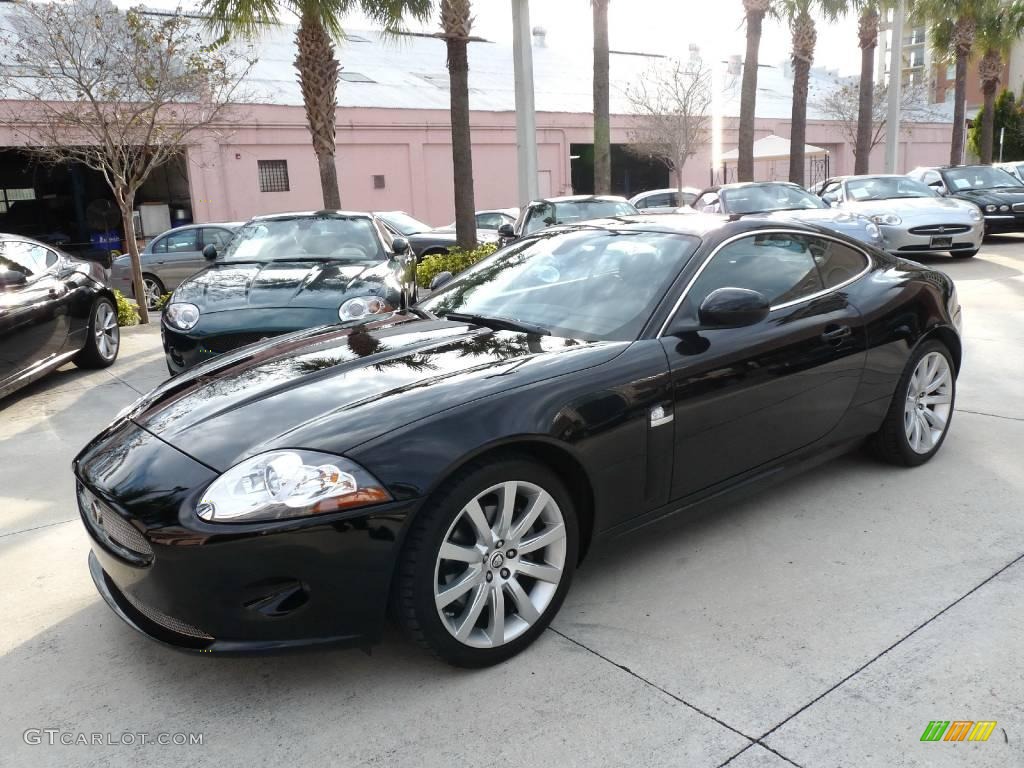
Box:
1, 243, 1023, 767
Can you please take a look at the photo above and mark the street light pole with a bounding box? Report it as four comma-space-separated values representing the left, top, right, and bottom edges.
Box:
884, 0, 905, 173
511, 0, 539, 205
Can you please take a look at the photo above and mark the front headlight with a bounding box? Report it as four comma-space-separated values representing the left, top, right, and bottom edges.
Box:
864, 221, 882, 240
339, 296, 393, 322
967, 206, 982, 221
1000, 204, 1010, 212
197, 450, 391, 523
985, 204, 998, 212
870, 214, 902, 226
164, 302, 200, 331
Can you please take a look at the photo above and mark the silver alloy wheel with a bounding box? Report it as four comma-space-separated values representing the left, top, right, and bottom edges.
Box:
143, 278, 161, 309
904, 351, 952, 454
433, 480, 567, 649
94, 301, 120, 361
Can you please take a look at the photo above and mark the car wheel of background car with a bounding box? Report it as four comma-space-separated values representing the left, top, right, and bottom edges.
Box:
951, 249, 979, 259
394, 455, 578, 667
142, 274, 165, 310
870, 340, 955, 467
73, 297, 120, 369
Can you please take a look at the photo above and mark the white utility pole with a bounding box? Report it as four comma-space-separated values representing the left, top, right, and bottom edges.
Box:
885, 0, 905, 173
511, 0, 539, 205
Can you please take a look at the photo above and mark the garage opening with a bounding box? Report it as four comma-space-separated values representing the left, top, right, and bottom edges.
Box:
0, 149, 192, 263
569, 143, 670, 198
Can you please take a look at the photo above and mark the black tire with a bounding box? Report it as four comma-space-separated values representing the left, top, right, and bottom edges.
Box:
73, 297, 120, 369
951, 249, 978, 258
140, 273, 165, 309
869, 339, 955, 466
394, 455, 578, 667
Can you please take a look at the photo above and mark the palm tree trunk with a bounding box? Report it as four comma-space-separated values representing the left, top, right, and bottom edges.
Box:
447, 35, 477, 251
855, 8, 878, 174
738, 8, 765, 182
295, 11, 341, 209
789, 56, 810, 185
980, 83, 998, 163
951, 49, 968, 165
593, 0, 611, 194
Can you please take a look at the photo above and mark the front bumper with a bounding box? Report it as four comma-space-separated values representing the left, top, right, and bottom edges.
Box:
880, 222, 983, 255
981, 212, 1024, 233
76, 418, 415, 653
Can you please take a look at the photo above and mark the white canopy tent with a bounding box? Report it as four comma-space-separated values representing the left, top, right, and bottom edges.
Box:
718, 134, 831, 185
721, 134, 829, 163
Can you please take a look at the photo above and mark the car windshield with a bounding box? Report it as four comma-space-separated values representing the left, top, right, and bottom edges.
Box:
379, 212, 431, 235
721, 184, 827, 214
845, 177, 937, 200
943, 166, 1023, 190
419, 229, 699, 341
523, 200, 638, 234
219, 216, 386, 263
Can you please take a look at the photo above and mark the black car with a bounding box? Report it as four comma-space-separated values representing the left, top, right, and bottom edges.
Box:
375, 210, 499, 259
499, 195, 639, 241
76, 214, 962, 667
691, 182, 886, 248
908, 165, 1024, 233
1, 234, 120, 399
161, 211, 415, 374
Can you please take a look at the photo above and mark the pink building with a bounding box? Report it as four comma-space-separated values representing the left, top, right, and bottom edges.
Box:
0, 17, 958, 242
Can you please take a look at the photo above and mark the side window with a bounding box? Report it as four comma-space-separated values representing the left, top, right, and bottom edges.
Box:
821, 181, 841, 199
810, 238, 868, 288
476, 213, 502, 230
922, 171, 940, 186
696, 193, 719, 213
162, 228, 198, 253
685, 232, 825, 314
643, 193, 672, 209
151, 235, 167, 254
0, 241, 54, 277
202, 228, 233, 249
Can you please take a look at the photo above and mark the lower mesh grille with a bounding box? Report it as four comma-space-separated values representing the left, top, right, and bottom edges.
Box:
77, 484, 153, 561
121, 590, 214, 640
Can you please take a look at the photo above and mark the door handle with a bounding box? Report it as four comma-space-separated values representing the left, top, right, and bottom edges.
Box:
821, 324, 852, 343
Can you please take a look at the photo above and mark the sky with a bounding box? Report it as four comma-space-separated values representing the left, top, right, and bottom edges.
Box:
132, 0, 865, 76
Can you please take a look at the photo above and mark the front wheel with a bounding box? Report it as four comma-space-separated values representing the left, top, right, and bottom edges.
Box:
73, 297, 120, 369
394, 456, 578, 667
870, 340, 955, 466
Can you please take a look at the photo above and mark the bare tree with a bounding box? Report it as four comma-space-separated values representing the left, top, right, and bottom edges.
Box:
624, 57, 712, 192
814, 81, 941, 169
0, 0, 254, 323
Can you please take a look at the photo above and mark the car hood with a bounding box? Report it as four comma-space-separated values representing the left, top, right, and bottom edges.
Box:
171, 259, 400, 312
842, 197, 974, 215
951, 187, 1024, 204
127, 315, 626, 471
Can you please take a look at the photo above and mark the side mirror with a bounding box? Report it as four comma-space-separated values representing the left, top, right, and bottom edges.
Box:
0, 268, 27, 288
697, 287, 770, 330
392, 236, 410, 256
202, 244, 218, 260
429, 271, 454, 290
497, 223, 515, 239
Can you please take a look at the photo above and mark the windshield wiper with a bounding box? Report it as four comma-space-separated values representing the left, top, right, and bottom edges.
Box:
444, 312, 551, 336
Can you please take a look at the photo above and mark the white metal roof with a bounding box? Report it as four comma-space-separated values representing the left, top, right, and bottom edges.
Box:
721, 134, 829, 161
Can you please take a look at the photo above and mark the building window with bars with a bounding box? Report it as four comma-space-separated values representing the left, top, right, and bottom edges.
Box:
257, 160, 290, 193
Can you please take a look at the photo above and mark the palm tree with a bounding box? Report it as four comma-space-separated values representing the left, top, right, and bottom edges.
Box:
202, 0, 432, 210
912, 0, 986, 165
854, 1, 881, 173
440, 0, 477, 251
974, 1, 1024, 162
778, 0, 846, 186
739, 0, 772, 181
593, 0, 611, 194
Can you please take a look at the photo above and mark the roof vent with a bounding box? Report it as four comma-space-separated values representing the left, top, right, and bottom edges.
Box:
532, 25, 547, 48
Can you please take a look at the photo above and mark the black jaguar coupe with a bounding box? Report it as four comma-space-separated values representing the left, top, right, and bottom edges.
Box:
162, 211, 414, 374
76, 214, 962, 666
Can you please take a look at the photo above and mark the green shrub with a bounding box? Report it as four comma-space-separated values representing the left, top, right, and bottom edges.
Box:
154, 292, 172, 311
416, 243, 499, 287
113, 289, 140, 327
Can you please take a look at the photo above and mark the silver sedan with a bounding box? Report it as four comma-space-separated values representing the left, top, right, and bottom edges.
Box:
819, 175, 982, 258
110, 222, 242, 308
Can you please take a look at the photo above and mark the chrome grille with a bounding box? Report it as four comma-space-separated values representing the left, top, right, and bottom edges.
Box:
121, 590, 214, 640
77, 484, 153, 560
1013, 203, 1024, 212
907, 224, 971, 235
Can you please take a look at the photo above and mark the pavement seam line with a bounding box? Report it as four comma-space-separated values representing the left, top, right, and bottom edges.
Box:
0, 518, 77, 539
753, 550, 1024, 748
956, 408, 1024, 422
103, 369, 145, 395
716, 741, 806, 768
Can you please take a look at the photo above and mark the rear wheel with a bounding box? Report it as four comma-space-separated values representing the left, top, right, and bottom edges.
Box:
870, 340, 955, 466
141, 274, 165, 309
73, 297, 120, 369
395, 456, 578, 667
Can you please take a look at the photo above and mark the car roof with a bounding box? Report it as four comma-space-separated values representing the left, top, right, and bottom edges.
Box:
521, 212, 834, 241
251, 210, 375, 222
528, 195, 631, 204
